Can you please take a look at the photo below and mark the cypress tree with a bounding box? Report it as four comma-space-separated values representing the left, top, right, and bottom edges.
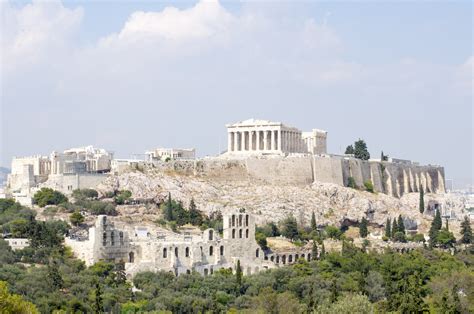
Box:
189, 198, 203, 226
47, 260, 63, 290
235, 260, 242, 288
460, 216, 472, 244
164, 192, 173, 221
392, 219, 398, 238
320, 242, 326, 259
311, 212, 317, 232
94, 282, 104, 314
385, 217, 391, 238
359, 217, 368, 238
419, 187, 425, 214
429, 209, 442, 247
397, 215, 405, 235
311, 239, 318, 260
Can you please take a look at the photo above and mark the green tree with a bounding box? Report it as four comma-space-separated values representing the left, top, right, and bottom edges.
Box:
380, 151, 388, 161
393, 231, 407, 243
325, 225, 342, 240
320, 242, 326, 259
359, 217, 368, 238
69, 211, 84, 226
311, 239, 318, 261
347, 177, 357, 189
94, 281, 104, 314
33, 188, 68, 207
354, 139, 370, 160
436, 229, 456, 248
47, 260, 63, 290
188, 198, 203, 226
318, 293, 374, 313
0, 281, 39, 314
385, 217, 391, 238
397, 215, 405, 235
345, 145, 354, 155
429, 209, 442, 247
114, 190, 131, 205
311, 212, 317, 233
163, 192, 174, 221
460, 215, 472, 244
72, 188, 98, 200
281, 215, 299, 241
235, 260, 242, 288
419, 186, 425, 214
391, 218, 398, 238
364, 180, 374, 193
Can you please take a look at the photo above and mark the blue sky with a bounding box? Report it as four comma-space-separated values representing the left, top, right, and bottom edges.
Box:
1, 0, 473, 187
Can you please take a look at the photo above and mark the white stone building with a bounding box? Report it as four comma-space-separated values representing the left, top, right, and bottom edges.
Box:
4, 238, 30, 250
145, 148, 196, 161
66, 212, 311, 278
225, 119, 327, 156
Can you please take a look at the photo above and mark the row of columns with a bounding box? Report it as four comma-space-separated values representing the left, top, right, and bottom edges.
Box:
227, 129, 305, 153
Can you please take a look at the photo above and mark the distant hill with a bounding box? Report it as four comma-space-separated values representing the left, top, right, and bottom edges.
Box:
0, 167, 10, 187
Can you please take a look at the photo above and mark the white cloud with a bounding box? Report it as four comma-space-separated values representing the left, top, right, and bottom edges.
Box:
1, 0, 83, 71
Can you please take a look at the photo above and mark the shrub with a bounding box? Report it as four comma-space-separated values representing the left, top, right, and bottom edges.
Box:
364, 180, 374, 193
382, 235, 389, 242
114, 190, 132, 205
325, 225, 343, 240
72, 189, 98, 200
411, 233, 425, 243
347, 177, 357, 189
255, 232, 268, 250
33, 188, 68, 207
70, 211, 84, 226
393, 231, 406, 243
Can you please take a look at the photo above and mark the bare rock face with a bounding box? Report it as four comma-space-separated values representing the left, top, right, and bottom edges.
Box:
96, 170, 467, 234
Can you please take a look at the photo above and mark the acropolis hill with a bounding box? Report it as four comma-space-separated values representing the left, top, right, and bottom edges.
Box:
6, 118, 461, 232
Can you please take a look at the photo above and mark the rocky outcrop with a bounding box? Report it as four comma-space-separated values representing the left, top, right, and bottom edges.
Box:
96, 169, 467, 235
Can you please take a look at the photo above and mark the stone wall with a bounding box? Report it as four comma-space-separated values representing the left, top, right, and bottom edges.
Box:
40, 173, 108, 195
117, 156, 445, 198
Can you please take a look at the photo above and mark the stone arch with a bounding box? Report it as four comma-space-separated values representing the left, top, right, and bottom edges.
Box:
239, 215, 243, 227
245, 229, 249, 238
163, 248, 167, 258
186, 269, 191, 274
232, 215, 235, 227
239, 229, 243, 238
276, 256, 280, 263
102, 232, 107, 246
295, 254, 299, 261
209, 246, 214, 256
220, 245, 224, 256
307, 253, 311, 261
128, 252, 134, 263
185, 247, 190, 257
288, 255, 293, 263
256, 248, 260, 258
232, 229, 236, 239
270, 255, 275, 262
301, 253, 305, 260
204, 269, 209, 276
245, 215, 249, 227
282, 255, 286, 264
209, 230, 214, 241
175, 247, 178, 257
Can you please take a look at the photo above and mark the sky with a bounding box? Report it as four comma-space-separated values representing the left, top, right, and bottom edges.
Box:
1, 0, 473, 188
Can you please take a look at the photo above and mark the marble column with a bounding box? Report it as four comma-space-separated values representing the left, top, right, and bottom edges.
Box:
278, 130, 282, 152
228, 132, 232, 152
241, 131, 245, 151
263, 131, 268, 150
251, 131, 255, 150
256, 131, 261, 151
271, 130, 276, 150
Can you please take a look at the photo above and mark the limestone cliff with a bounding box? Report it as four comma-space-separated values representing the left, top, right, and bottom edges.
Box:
96, 168, 467, 236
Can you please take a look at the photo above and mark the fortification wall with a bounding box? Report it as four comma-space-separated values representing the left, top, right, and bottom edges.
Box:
116, 156, 445, 198
40, 173, 108, 194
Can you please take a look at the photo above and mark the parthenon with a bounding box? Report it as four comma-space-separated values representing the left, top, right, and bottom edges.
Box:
226, 119, 327, 155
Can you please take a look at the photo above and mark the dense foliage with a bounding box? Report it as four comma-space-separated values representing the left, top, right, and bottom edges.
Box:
32, 188, 68, 208
1, 199, 473, 313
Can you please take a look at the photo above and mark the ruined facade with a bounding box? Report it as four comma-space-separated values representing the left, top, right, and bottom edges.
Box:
66, 212, 312, 278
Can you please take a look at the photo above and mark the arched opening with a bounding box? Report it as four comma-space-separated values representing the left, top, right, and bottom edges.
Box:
204, 269, 209, 276
175, 247, 178, 257
270, 256, 275, 262
282, 255, 286, 264
256, 248, 260, 258
210, 267, 214, 274
232, 229, 236, 239
102, 232, 107, 246
288, 255, 293, 263
163, 248, 167, 258
220, 245, 224, 256
110, 232, 115, 246
186, 269, 191, 274
128, 252, 134, 263
295, 254, 299, 261
239, 229, 243, 238
276, 256, 280, 263
239, 215, 243, 227
301, 254, 305, 259
245, 215, 249, 227
307, 253, 311, 261
209, 246, 214, 256
232, 215, 235, 227
102, 216, 107, 225
245, 229, 249, 238
119, 231, 124, 246
185, 247, 190, 257
209, 230, 214, 241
